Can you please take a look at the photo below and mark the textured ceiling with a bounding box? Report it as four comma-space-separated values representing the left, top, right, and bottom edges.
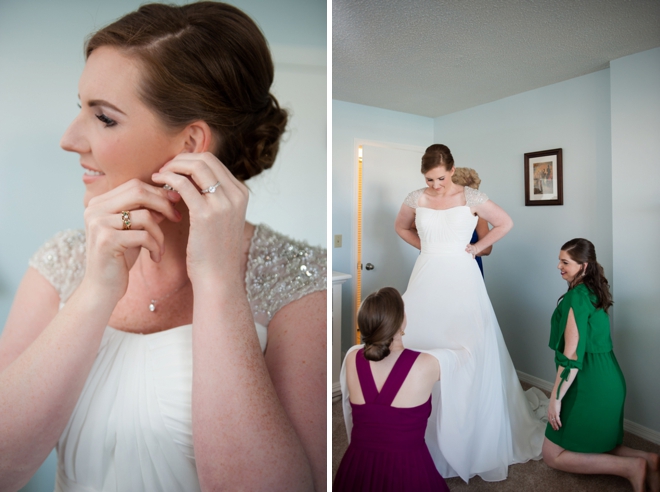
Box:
333, 0, 660, 118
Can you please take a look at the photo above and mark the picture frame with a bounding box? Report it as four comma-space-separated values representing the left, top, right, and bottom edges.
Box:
524, 148, 563, 206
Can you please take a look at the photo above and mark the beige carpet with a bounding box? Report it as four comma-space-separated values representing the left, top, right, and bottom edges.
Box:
332, 383, 660, 491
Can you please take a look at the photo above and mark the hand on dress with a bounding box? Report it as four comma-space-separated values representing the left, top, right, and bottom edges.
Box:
465, 243, 481, 258
548, 397, 562, 431
152, 152, 249, 285
83, 179, 182, 302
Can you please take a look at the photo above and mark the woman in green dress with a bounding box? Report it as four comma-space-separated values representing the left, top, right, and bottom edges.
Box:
542, 238, 659, 492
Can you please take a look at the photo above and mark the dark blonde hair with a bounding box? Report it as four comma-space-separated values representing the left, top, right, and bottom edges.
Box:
560, 238, 613, 312
421, 144, 454, 173
358, 287, 405, 361
86, 1, 287, 181
452, 167, 481, 189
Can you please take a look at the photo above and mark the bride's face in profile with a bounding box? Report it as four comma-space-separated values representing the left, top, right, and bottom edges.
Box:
60, 46, 183, 206
424, 165, 455, 194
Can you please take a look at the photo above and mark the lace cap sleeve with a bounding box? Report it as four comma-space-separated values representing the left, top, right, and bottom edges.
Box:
403, 188, 425, 209
464, 186, 489, 207
246, 224, 327, 325
28, 229, 86, 303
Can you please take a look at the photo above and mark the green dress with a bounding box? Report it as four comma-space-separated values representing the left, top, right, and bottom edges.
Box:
545, 283, 626, 453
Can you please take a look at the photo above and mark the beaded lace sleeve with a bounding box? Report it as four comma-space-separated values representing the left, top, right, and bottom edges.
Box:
403, 188, 425, 209
464, 186, 489, 207
28, 229, 86, 303
246, 224, 327, 326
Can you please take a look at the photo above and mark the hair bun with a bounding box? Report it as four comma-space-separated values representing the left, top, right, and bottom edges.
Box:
227, 94, 288, 181
363, 341, 392, 362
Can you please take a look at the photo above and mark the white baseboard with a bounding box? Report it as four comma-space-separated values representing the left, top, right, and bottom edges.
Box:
332, 382, 341, 401
517, 370, 554, 393
517, 370, 660, 446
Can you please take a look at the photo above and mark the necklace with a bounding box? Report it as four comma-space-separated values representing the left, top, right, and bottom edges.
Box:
139, 258, 190, 313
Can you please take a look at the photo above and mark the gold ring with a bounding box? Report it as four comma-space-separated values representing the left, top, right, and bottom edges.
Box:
121, 211, 131, 230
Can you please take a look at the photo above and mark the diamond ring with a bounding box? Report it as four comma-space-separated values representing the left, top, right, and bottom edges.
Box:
201, 181, 221, 194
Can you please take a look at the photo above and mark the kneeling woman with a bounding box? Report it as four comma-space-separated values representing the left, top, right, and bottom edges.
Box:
543, 238, 659, 492
335, 287, 449, 491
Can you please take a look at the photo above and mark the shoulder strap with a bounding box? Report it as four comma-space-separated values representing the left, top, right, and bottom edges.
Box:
377, 349, 421, 406
28, 229, 86, 303
245, 224, 327, 326
355, 348, 379, 403
403, 188, 425, 209
464, 186, 489, 207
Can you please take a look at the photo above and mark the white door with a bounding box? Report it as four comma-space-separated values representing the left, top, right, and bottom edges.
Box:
361, 143, 424, 299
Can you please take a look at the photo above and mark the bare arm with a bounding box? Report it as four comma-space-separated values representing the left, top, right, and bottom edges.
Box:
265, 291, 327, 491
466, 199, 513, 255
157, 154, 314, 490
394, 204, 420, 250
474, 217, 492, 256
548, 308, 579, 431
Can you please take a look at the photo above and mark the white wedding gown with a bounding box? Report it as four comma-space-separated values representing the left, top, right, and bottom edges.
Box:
401, 187, 547, 482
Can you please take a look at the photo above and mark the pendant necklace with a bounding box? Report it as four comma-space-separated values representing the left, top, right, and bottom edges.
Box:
139, 258, 190, 313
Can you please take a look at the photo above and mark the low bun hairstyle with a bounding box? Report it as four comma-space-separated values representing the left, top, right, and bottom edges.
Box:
421, 144, 454, 173
560, 238, 613, 312
358, 287, 405, 362
85, 1, 287, 181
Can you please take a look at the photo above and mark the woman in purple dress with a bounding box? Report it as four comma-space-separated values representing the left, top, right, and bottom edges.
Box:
335, 287, 449, 491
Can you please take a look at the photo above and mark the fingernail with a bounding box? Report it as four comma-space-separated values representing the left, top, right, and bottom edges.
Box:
174, 208, 182, 220
167, 190, 180, 201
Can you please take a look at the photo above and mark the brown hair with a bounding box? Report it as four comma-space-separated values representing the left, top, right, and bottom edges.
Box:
421, 144, 454, 173
560, 238, 613, 312
358, 287, 405, 361
452, 167, 481, 189
85, 1, 287, 181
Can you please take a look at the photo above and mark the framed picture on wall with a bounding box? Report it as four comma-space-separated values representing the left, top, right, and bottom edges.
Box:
524, 148, 563, 206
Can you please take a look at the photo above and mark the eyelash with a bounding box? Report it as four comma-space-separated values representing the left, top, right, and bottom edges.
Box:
76, 103, 117, 127
95, 113, 117, 127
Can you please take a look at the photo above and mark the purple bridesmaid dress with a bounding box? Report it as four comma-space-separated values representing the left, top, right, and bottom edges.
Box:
334, 348, 449, 491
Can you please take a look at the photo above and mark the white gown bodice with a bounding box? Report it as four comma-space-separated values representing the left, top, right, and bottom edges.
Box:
415, 206, 478, 255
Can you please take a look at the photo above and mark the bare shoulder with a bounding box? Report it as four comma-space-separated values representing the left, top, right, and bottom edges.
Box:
345, 347, 358, 368
0, 267, 60, 372
412, 352, 440, 382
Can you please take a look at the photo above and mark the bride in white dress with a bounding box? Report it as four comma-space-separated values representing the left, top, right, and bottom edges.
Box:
0, 3, 326, 491
394, 144, 547, 482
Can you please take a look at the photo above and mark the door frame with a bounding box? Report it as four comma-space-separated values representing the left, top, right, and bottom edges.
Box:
350, 139, 425, 342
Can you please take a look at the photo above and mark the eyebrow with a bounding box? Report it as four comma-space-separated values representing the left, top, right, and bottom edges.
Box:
78, 96, 127, 115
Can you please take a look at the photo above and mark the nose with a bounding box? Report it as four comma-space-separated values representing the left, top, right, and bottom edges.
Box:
60, 114, 88, 154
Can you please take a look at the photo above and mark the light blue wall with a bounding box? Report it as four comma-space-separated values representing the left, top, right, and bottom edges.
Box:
610, 47, 660, 433
433, 68, 613, 387
0, 1, 325, 490
332, 100, 433, 354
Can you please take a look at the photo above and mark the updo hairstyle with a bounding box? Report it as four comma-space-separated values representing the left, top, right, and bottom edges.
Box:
560, 238, 613, 312
452, 167, 481, 189
358, 287, 405, 362
85, 1, 288, 181
421, 144, 454, 173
